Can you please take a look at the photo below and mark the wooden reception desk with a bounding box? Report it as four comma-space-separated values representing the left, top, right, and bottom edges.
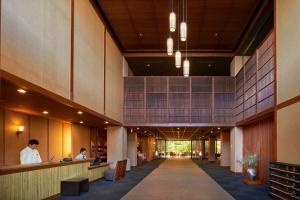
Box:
0, 160, 110, 200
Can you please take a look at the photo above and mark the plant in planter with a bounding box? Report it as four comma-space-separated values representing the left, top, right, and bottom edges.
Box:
238, 151, 258, 181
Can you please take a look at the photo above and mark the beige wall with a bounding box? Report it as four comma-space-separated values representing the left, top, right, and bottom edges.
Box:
276, 0, 300, 104
220, 131, 230, 167
277, 102, 300, 164
1, 0, 71, 98
276, 0, 300, 165
105, 33, 124, 122
1, 0, 125, 123
73, 0, 105, 114
0, 109, 92, 165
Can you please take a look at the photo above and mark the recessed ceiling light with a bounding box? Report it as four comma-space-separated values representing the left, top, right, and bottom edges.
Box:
217, 127, 221, 130
17, 89, 27, 94
147, 64, 150, 67
139, 33, 143, 37
80, 121, 84, 124
214, 33, 219, 37
211, 130, 213, 133
177, 128, 180, 130
137, 127, 140, 130
208, 64, 212, 67
42, 111, 48, 115
77, 111, 83, 115
105, 121, 109, 124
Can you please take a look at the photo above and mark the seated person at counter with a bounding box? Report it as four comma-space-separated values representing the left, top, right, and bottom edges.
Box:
75, 148, 87, 160
20, 139, 42, 164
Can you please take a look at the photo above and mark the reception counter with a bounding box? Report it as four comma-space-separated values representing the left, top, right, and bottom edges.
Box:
0, 160, 111, 200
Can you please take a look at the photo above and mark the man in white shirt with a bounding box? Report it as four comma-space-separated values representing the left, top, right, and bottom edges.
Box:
75, 148, 87, 160
20, 139, 42, 165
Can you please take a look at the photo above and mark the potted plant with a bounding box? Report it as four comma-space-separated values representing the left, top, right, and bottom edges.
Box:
238, 151, 258, 181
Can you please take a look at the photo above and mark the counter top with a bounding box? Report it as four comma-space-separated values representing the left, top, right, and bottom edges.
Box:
0, 160, 91, 175
88, 162, 112, 170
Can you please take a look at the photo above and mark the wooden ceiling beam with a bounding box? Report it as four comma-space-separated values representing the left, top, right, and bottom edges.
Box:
123, 51, 235, 58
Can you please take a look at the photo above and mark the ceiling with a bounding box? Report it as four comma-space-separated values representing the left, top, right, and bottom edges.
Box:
94, 0, 273, 76
97, 0, 261, 51
126, 57, 231, 76
129, 126, 228, 140
0, 79, 113, 129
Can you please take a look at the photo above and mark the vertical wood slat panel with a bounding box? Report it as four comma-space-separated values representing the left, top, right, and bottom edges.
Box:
124, 76, 235, 124
234, 30, 275, 123
243, 116, 274, 183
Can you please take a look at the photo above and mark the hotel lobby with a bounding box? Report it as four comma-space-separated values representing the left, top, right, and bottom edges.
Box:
0, 0, 300, 199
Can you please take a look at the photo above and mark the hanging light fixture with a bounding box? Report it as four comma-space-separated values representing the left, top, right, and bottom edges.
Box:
180, 0, 187, 41
180, 22, 187, 41
183, 59, 190, 77
167, 37, 173, 55
175, 0, 181, 68
175, 51, 181, 68
169, 0, 176, 32
183, 0, 189, 76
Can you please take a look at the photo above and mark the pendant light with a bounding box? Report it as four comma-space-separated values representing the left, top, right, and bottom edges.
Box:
175, 0, 181, 68
180, 0, 187, 41
175, 51, 181, 68
183, 59, 190, 77
169, 0, 176, 32
167, 37, 173, 56
180, 22, 187, 41
167, 1, 173, 55
183, 0, 189, 76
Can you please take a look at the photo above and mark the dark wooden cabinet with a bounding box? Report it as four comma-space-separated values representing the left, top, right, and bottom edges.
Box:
269, 162, 300, 199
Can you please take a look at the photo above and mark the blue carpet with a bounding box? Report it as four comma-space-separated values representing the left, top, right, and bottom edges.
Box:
56, 159, 165, 200
192, 159, 272, 200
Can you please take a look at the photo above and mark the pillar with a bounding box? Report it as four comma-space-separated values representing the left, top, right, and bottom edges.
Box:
220, 131, 230, 167
107, 126, 127, 168
230, 127, 243, 173
208, 137, 216, 162
127, 132, 137, 167
201, 139, 205, 159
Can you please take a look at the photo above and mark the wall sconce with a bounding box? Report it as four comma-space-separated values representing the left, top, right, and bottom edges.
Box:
17, 125, 24, 135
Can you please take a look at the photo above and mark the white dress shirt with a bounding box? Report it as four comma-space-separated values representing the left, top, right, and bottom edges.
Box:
20, 146, 42, 164
75, 153, 86, 160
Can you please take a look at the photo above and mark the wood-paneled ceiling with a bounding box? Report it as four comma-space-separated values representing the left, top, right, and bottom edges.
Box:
97, 0, 262, 52
130, 127, 229, 140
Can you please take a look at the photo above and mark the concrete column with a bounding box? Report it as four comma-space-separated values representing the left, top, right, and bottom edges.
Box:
107, 126, 127, 168
127, 132, 137, 167
220, 131, 230, 167
208, 137, 216, 162
230, 127, 243, 173
201, 139, 206, 159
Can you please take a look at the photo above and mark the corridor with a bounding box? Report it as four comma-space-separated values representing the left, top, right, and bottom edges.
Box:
122, 159, 234, 200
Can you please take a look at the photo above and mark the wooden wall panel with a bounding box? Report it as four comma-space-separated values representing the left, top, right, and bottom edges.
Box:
1, 0, 71, 98
105, 33, 123, 122
73, 0, 105, 114
4, 110, 29, 165
243, 116, 274, 183
0, 109, 4, 165
48, 120, 63, 162
29, 116, 48, 161
63, 123, 72, 158
71, 124, 91, 157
